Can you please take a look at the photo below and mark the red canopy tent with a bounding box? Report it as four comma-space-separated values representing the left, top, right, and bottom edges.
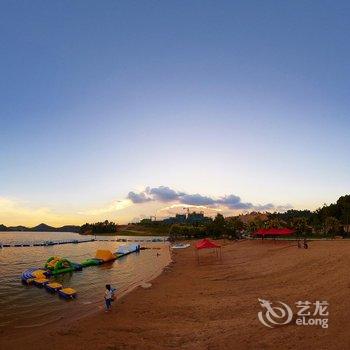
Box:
195, 238, 222, 262
253, 228, 294, 240
195, 238, 221, 249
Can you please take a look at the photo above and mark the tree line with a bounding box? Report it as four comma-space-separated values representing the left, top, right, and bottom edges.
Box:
80, 220, 118, 234
167, 195, 350, 240
265, 195, 350, 237
61, 195, 350, 239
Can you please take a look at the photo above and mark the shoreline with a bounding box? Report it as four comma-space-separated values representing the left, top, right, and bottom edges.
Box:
1, 245, 173, 335
3, 240, 350, 349
11, 253, 174, 332
1, 251, 175, 346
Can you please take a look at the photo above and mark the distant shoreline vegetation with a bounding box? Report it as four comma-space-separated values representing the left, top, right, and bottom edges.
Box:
80, 220, 117, 235
1, 195, 350, 238
0, 221, 119, 235
0, 223, 81, 233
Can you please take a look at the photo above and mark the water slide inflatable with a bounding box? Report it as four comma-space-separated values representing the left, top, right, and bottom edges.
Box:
45, 282, 63, 292
45, 256, 83, 275
58, 288, 77, 299
21, 268, 49, 284
21, 245, 142, 298
116, 244, 140, 256
80, 249, 116, 267
95, 249, 117, 262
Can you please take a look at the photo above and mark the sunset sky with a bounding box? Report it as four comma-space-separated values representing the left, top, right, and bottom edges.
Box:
1, 1, 350, 226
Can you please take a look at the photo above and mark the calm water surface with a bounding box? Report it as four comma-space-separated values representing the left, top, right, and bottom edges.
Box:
0, 232, 170, 330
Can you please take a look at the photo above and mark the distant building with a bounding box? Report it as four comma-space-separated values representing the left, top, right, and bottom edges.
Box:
187, 212, 205, 225
175, 214, 187, 223
162, 212, 211, 225
162, 214, 186, 225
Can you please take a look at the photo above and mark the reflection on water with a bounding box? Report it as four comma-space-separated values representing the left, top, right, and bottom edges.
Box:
0, 232, 170, 330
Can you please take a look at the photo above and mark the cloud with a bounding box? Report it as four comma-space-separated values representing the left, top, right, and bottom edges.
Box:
275, 204, 293, 212
146, 186, 180, 202
0, 195, 134, 226
180, 194, 216, 206
127, 186, 291, 212
217, 195, 252, 209
0, 187, 293, 226
253, 203, 275, 211
0, 196, 79, 226
78, 199, 132, 215
127, 191, 151, 203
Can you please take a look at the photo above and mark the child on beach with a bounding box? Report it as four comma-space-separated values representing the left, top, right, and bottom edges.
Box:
104, 284, 116, 312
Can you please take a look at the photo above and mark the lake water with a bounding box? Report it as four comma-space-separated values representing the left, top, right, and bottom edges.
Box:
0, 232, 170, 330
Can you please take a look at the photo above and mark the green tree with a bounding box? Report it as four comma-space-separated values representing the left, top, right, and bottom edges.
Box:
81, 220, 118, 234
337, 195, 350, 234
292, 217, 310, 237
265, 218, 287, 229
324, 217, 341, 237
247, 218, 265, 233
208, 214, 226, 238
225, 217, 245, 239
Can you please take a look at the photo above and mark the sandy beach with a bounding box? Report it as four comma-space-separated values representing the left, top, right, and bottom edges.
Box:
2, 239, 350, 349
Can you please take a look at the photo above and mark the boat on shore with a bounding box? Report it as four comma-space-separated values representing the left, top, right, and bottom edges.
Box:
171, 243, 190, 249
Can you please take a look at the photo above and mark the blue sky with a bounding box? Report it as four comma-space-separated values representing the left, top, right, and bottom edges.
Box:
1, 1, 350, 225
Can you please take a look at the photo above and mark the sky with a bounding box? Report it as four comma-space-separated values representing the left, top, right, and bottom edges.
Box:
1, 0, 350, 226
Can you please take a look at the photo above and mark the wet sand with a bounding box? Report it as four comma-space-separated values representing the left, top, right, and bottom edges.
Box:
2, 240, 350, 349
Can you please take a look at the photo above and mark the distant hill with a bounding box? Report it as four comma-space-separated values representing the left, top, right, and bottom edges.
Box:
30, 223, 56, 231
235, 212, 269, 224
7, 225, 28, 231
0, 223, 81, 233
57, 225, 81, 233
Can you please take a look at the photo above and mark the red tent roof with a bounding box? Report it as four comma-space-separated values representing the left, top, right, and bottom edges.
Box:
254, 228, 294, 236
195, 238, 221, 250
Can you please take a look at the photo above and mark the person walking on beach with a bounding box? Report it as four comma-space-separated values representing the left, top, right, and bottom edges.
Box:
297, 238, 302, 248
104, 284, 114, 312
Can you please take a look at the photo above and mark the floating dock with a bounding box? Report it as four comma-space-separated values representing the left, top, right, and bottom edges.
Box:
1, 237, 167, 248
21, 244, 141, 300
0, 238, 95, 248
21, 244, 141, 283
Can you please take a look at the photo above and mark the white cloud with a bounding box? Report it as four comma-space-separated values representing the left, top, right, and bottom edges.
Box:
78, 199, 132, 215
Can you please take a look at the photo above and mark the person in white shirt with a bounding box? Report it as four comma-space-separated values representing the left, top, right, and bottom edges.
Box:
104, 284, 114, 311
